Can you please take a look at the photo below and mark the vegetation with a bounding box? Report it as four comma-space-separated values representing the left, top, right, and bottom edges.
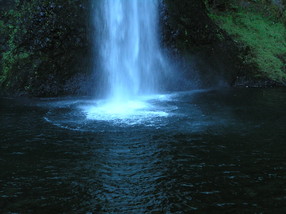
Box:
206, 0, 286, 84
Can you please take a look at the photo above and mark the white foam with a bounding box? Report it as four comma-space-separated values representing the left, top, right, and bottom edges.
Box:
80, 97, 169, 124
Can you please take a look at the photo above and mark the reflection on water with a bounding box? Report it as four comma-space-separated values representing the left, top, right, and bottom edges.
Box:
1, 89, 286, 213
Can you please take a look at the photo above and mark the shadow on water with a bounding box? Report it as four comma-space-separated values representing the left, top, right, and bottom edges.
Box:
1, 88, 286, 213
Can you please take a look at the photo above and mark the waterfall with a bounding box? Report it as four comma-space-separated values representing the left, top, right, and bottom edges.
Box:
97, 0, 167, 101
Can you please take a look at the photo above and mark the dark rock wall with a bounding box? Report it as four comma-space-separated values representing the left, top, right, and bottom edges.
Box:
0, 0, 93, 96
161, 0, 248, 88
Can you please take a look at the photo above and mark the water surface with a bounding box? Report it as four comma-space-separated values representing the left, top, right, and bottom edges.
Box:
1, 88, 286, 213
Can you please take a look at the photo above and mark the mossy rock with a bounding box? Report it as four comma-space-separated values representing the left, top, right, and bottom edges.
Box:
210, 9, 286, 85
0, 0, 92, 96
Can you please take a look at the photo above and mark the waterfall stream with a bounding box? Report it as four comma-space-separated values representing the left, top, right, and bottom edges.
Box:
98, 0, 167, 101
87, 0, 170, 120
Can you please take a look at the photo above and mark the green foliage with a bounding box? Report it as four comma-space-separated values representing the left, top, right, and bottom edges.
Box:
0, 7, 30, 88
205, 0, 286, 22
210, 11, 286, 82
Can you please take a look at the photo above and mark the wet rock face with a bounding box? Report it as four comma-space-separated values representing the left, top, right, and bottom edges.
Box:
0, 0, 15, 9
161, 0, 219, 50
162, 0, 286, 88
0, 0, 93, 97
161, 0, 244, 87
272, 0, 284, 8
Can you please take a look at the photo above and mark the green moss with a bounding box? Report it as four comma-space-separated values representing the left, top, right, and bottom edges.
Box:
1, 50, 31, 84
210, 11, 286, 82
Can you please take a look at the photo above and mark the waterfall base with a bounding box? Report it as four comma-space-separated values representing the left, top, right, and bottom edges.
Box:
81, 95, 171, 124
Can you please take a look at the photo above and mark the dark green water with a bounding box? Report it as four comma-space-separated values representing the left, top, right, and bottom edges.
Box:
1, 89, 286, 213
